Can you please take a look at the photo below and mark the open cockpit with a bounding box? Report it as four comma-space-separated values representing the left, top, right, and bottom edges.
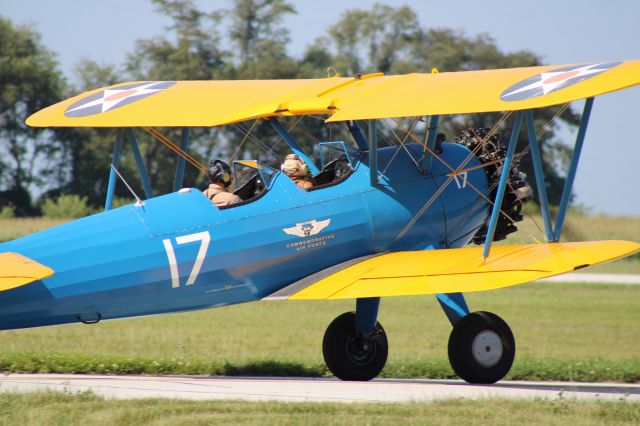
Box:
308, 141, 360, 190
218, 140, 362, 208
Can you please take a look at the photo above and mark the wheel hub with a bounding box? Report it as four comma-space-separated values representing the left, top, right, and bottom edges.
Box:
471, 330, 503, 367
346, 333, 377, 366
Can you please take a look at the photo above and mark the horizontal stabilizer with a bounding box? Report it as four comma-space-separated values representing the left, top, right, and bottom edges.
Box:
264, 240, 640, 300
0, 252, 54, 291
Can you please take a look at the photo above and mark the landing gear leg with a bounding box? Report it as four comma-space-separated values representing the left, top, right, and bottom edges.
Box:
322, 297, 388, 381
447, 311, 515, 384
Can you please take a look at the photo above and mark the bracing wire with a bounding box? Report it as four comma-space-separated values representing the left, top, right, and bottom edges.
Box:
231, 119, 258, 162
381, 117, 420, 174
143, 127, 208, 174
389, 112, 521, 246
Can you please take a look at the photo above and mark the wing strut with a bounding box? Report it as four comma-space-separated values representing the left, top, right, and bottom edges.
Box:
483, 98, 594, 255
482, 112, 524, 258
105, 130, 124, 211
368, 120, 378, 186
270, 119, 320, 175
524, 109, 554, 242
174, 127, 190, 191
347, 120, 369, 151
388, 113, 521, 249
125, 128, 154, 199
422, 115, 440, 172
553, 97, 594, 240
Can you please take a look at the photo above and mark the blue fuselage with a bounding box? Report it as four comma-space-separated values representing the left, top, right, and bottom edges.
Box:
0, 143, 489, 329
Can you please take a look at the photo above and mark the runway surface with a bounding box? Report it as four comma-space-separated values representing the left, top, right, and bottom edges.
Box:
538, 273, 640, 284
1, 374, 638, 403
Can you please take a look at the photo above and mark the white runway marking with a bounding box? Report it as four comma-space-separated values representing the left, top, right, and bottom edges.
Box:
1, 374, 638, 403
538, 273, 640, 284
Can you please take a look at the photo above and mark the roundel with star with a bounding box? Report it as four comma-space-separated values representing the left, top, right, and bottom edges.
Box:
64, 81, 176, 118
500, 62, 622, 102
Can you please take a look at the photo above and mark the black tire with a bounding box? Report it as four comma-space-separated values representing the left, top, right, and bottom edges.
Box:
448, 311, 515, 384
322, 312, 388, 381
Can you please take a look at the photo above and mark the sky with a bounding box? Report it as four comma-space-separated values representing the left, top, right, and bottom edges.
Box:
2, 0, 640, 216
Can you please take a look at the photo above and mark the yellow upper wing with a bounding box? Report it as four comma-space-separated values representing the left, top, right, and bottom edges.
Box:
264, 240, 640, 300
26, 61, 640, 128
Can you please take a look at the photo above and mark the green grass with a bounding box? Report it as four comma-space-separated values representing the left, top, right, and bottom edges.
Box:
503, 210, 640, 273
507, 209, 640, 244
0, 218, 69, 243
0, 283, 639, 381
0, 392, 638, 425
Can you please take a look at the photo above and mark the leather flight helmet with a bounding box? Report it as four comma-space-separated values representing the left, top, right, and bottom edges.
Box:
207, 159, 232, 186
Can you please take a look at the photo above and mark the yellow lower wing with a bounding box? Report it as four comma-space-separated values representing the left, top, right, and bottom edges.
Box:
0, 252, 54, 291
267, 240, 640, 300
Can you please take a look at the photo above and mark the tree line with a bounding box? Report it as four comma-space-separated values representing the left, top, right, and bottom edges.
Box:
0, 0, 576, 216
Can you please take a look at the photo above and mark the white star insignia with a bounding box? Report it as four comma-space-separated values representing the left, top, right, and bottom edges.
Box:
67, 82, 164, 114
538, 64, 605, 94
502, 63, 608, 99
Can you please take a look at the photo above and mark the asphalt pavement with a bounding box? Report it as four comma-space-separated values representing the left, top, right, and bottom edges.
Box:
538, 272, 640, 284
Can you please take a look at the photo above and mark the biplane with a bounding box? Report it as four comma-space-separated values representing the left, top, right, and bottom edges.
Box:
1, 61, 639, 384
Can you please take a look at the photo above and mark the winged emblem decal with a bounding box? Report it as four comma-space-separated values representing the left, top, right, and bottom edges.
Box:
283, 219, 331, 237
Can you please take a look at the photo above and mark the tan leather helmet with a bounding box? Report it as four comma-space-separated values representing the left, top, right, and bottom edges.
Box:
281, 154, 308, 178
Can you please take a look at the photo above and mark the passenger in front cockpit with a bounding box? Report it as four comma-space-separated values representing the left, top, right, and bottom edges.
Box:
203, 159, 241, 207
281, 154, 314, 189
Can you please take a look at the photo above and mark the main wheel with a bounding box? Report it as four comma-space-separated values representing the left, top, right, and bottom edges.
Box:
322, 312, 388, 381
448, 311, 515, 384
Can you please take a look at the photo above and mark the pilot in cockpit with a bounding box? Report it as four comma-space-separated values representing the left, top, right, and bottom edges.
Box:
203, 159, 241, 207
281, 154, 314, 189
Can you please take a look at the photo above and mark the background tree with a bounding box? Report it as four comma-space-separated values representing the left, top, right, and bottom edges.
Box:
50, 59, 122, 207
321, 4, 421, 75
0, 1, 580, 213
119, 0, 302, 193
228, 0, 297, 78
307, 4, 578, 203
122, 0, 233, 195
0, 17, 65, 214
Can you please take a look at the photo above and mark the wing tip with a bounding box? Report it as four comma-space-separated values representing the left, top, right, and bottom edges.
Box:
0, 252, 55, 291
